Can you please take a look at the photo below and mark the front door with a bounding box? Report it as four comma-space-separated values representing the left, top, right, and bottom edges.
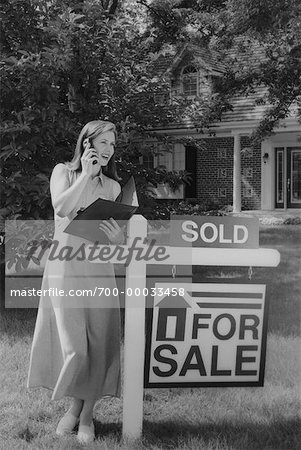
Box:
275, 147, 301, 208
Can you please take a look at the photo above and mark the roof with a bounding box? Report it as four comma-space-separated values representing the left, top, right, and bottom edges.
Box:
151, 43, 226, 76
221, 87, 268, 123
149, 41, 299, 129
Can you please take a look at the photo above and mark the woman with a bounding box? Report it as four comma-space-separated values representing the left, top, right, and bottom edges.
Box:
27, 120, 124, 444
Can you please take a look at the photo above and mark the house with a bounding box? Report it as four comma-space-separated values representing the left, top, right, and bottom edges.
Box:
144, 44, 301, 212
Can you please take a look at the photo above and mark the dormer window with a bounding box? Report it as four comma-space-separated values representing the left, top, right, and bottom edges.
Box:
182, 65, 198, 97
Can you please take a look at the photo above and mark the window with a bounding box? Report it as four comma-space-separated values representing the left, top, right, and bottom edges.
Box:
243, 168, 253, 178
218, 168, 227, 179
217, 149, 227, 159
157, 149, 172, 171
243, 187, 253, 198
242, 147, 253, 158
182, 65, 198, 97
171, 78, 180, 97
209, 75, 220, 89
142, 154, 154, 169
276, 149, 284, 204
218, 188, 227, 198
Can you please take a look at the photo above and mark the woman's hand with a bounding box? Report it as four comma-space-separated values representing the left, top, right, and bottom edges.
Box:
98, 218, 125, 245
80, 144, 99, 177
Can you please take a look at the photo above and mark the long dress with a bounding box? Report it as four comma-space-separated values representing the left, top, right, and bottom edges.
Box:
27, 164, 121, 401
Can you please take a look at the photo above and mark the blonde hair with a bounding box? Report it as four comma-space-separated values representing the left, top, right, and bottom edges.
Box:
66, 120, 120, 180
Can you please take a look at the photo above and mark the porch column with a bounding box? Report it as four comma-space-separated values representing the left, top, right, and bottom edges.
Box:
261, 139, 274, 210
233, 133, 241, 213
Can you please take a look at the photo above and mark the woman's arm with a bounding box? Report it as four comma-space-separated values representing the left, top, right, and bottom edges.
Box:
50, 146, 99, 217
112, 180, 121, 201
50, 164, 89, 217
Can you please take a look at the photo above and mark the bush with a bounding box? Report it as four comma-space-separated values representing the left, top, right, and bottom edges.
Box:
152, 199, 230, 219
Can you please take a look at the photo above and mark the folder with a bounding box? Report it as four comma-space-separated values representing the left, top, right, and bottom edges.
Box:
115, 175, 138, 206
64, 176, 138, 243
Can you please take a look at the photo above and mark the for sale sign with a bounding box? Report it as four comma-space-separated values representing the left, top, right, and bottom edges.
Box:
144, 283, 268, 387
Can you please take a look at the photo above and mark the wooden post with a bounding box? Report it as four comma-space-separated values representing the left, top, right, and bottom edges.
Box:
122, 215, 148, 440
233, 133, 241, 213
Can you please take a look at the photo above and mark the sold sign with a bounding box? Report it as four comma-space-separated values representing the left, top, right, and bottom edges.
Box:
170, 215, 259, 248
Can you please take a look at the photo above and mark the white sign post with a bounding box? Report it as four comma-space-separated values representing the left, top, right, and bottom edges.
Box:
87, 214, 280, 441
122, 215, 147, 439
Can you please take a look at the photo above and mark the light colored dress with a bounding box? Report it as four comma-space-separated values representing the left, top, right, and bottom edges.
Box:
27, 164, 121, 401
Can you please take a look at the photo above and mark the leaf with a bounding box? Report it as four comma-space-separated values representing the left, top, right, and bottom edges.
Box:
31, 256, 41, 266
7, 258, 16, 270
15, 258, 23, 273
20, 257, 30, 270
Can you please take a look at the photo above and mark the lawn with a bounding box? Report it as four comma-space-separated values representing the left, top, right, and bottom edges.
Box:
0, 226, 300, 449
193, 225, 301, 337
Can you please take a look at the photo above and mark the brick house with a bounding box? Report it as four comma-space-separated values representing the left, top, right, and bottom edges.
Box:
145, 44, 301, 212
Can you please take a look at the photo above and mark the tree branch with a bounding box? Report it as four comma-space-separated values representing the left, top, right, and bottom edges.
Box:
137, 0, 166, 22
108, 0, 119, 18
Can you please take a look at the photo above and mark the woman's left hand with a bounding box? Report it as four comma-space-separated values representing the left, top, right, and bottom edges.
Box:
98, 218, 125, 245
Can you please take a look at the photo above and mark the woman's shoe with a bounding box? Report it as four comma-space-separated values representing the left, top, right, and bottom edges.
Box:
77, 421, 95, 444
56, 411, 80, 436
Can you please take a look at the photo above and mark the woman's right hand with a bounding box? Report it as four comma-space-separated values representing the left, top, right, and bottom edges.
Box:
80, 145, 99, 177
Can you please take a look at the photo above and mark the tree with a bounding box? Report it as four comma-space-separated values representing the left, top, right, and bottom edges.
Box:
139, 0, 301, 142
2, 0, 299, 224
0, 0, 190, 222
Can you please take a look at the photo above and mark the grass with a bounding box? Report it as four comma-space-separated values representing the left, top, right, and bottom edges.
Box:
0, 333, 300, 449
0, 225, 300, 449
193, 225, 301, 337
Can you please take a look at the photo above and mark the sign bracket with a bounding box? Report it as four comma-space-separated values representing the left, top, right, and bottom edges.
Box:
171, 264, 176, 279
248, 266, 253, 280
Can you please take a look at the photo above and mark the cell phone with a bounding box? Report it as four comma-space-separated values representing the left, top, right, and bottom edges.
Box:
83, 138, 91, 150
83, 138, 98, 165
